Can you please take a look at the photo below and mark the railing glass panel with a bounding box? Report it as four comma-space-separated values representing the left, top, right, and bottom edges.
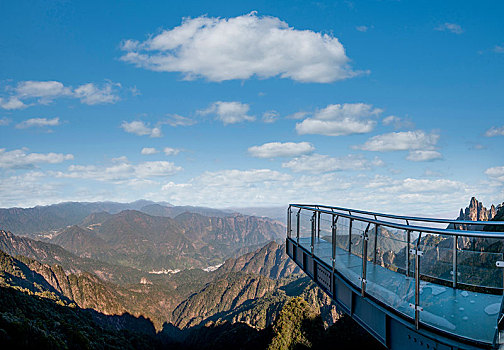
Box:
297, 211, 313, 251
365, 224, 416, 320
417, 233, 503, 344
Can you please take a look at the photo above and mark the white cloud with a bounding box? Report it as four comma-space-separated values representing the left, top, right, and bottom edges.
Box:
286, 111, 309, 120
356, 26, 368, 32
485, 126, 504, 137
16, 117, 60, 129
57, 160, 182, 182
164, 114, 196, 127
485, 166, 504, 182
141, 147, 158, 155
120, 12, 360, 83
282, 154, 373, 173
0, 97, 27, 110
406, 150, 442, 162
356, 130, 439, 152
163, 147, 180, 156
494, 45, 504, 54
74, 82, 121, 105
248, 142, 314, 158
121, 121, 162, 137
199, 101, 254, 125
262, 110, 279, 123
435, 23, 464, 34
382, 115, 414, 129
198, 169, 291, 186
0, 117, 11, 126
135, 161, 182, 177
0, 80, 121, 109
16, 81, 72, 102
296, 103, 382, 136
0, 148, 73, 169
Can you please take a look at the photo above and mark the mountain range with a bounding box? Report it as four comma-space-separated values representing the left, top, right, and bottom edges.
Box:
1, 197, 500, 348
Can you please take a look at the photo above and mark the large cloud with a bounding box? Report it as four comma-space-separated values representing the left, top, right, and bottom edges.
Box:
296, 103, 382, 136
248, 142, 314, 158
120, 12, 360, 83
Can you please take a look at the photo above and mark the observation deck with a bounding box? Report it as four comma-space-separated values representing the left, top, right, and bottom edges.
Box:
285, 204, 504, 349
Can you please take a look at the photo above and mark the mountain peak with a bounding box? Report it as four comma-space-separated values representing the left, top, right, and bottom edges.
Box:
458, 197, 498, 222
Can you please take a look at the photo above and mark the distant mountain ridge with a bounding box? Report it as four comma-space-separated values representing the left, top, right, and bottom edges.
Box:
47, 209, 285, 271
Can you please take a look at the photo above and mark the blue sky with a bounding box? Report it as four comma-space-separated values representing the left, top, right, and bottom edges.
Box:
1, 0, 503, 216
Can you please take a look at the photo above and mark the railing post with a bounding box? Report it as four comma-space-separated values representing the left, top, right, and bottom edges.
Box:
452, 235, 458, 288
348, 218, 353, 254
361, 223, 371, 297
296, 209, 301, 244
374, 224, 379, 264
414, 232, 423, 330
317, 211, 321, 239
406, 230, 411, 277
287, 206, 291, 239
332, 216, 338, 272
311, 211, 316, 255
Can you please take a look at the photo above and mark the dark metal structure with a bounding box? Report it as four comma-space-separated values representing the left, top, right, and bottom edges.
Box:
286, 204, 504, 349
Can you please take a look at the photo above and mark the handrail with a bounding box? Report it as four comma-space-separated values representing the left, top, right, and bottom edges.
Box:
290, 204, 504, 238
291, 203, 504, 227
287, 203, 504, 347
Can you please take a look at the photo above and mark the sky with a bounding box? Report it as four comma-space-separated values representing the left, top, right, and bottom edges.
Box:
0, 0, 503, 216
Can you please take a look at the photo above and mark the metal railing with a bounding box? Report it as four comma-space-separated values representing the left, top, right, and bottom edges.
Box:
287, 203, 504, 346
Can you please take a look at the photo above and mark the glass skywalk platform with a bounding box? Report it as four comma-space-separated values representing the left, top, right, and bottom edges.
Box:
286, 204, 504, 349
299, 237, 501, 344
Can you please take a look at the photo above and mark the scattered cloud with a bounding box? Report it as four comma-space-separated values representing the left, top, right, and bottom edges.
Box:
406, 150, 442, 162
163, 147, 180, 156
141, 147, 159, 155
121, 121, 162, 137
485, 166, 504, 182
262, 110, 279, 123
355, 130, 439, 152
286, 111, 310, 120
74, 82, 121, 105
485, 126, 504, 137
435, 23, 464, 34
16, 117, 60, 129
248, 142, 314, 158
164, 114, 197, 127
0, 97, 27, 110
356, 25, 368, 32
296, 103, 382, 136
494, 45, 504, 53
199, 101, 254, 125
282, 154, 375, 173
0, 148, 73, 169
382, 115, 414, 129
0, 117, 11, 126
16, 81, 72, 103
120, 12, 361, 83
197, 169, 291, 186
0, 80, 122, 109
56, 159, 182, 182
